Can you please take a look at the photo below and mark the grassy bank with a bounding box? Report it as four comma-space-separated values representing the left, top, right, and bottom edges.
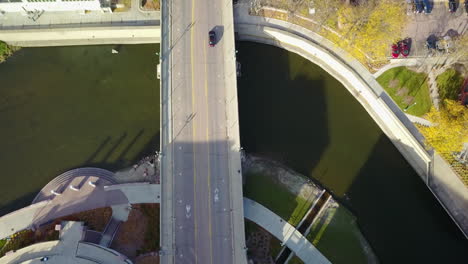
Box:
377, 66, 431, 116
0, 42, 17, 63
244, 173, 312, 226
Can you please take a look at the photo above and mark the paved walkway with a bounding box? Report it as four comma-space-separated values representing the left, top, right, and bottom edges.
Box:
0, 179, 160, 239
405, 114, 434, 127
243, 198, 330, 264
0, 221, 132, 264
0, 0, 159, 29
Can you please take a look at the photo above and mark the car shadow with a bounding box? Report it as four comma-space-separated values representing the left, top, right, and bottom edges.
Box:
211, 25, 224, 45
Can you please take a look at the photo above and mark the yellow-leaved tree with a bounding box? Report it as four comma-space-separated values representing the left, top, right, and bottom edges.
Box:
335, 0, 407, 61
419, 100, 468, 154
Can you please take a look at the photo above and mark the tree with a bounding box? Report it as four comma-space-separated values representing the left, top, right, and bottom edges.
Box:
419, 99, 468, 155
335, 0, 407, 60
436, 68, 464, 101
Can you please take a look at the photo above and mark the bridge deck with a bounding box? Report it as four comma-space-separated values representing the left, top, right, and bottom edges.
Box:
160, 0, 246, 263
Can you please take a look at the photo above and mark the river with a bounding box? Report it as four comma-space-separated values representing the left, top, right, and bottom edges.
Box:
236, 41, 468, 263
0, 44, 160, 215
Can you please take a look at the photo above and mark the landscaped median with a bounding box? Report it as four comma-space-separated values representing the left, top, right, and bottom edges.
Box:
377, 66, 431, 116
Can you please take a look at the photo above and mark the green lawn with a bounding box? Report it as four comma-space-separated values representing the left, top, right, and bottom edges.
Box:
306, 206, 372, 264
377, 66, 432, 116
0, 239, 6, 250
243, 173, 313, 226
436, 68, 464, 102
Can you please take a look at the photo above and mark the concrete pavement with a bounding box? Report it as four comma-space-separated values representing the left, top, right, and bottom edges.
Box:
0, 26, 161, 47
243, 198, 330, 264
0, 179, 160, 239
160, 0, 246, 262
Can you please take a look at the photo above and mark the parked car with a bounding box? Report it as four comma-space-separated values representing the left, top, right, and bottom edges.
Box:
448, 0, 457, 13
422, 0, 430, 13
464, 0, 468, 13
399, 39, 410, 57
209, 30, 216, 47
426, 37, 437, 50
415, 0, 424, 13
391, 43, 400, 58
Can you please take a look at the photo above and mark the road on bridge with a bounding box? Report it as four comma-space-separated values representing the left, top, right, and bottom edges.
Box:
161, 0, 246, 263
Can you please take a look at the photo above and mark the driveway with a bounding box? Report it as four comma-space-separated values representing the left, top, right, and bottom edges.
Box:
403, 1, 467, 57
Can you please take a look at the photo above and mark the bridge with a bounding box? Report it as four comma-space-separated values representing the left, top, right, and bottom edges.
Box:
159, 0, 247, 263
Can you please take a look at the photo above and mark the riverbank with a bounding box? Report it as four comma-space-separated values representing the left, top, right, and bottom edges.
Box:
242, 154, 375, 263
0, 41, 19, 63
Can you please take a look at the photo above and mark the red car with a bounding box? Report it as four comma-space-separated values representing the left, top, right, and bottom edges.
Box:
391, 40, 410, 58
399, 40, 410, 57
391, 43, 400, 58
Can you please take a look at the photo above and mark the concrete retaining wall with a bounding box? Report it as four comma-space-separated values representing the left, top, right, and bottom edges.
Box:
0, 26, 161, 47
222, 1, 248, 263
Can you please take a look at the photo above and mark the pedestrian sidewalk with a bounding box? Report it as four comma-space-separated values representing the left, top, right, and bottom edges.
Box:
243, 198, 330, 264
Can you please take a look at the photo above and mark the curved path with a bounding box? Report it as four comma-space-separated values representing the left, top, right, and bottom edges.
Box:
0, 171, 160, 239
243, 198, 330, 264
33, 167, 117, 204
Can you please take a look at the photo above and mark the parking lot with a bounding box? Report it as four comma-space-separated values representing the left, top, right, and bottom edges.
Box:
403, 1, 467, 57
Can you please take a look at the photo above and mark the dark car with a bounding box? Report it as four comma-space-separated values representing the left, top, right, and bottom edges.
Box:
465, 0, 468, 14
426, 38, 437, 50
209, 31, 216, 47
448, 0, 457, 12
415, 0, 424, 13
422, 0, 430, 13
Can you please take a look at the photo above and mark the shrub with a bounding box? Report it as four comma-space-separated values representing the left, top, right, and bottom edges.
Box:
437, 69, 464, 102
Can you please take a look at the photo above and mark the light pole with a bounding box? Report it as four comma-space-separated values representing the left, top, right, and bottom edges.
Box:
404, 102, 417, 112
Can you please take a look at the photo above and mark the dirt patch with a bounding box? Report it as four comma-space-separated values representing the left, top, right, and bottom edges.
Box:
388, 79, 400, 89
111, 204, 160, 260
396, 87, 408, 96
403, 96, 414, 105
246, 225, 276, 264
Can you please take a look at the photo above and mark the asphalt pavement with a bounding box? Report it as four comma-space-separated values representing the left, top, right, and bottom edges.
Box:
168, 0, 240, 263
